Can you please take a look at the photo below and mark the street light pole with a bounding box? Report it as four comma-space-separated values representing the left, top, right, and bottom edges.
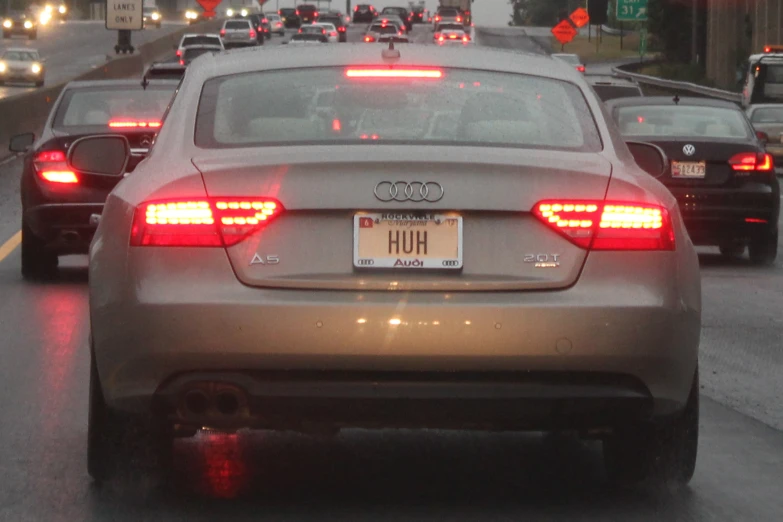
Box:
691, 0, 698, 64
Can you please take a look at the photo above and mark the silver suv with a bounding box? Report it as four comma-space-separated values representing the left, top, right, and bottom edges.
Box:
220, 19, 259, 48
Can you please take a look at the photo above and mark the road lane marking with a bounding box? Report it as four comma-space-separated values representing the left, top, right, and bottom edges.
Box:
0, 231, 21, 263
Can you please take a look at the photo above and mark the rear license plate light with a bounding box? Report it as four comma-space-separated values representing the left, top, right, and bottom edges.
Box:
353, 213, 462, 269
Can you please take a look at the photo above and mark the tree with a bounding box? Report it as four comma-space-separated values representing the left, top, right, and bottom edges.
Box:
647, 0, 706, 64
509, 0, 570, 26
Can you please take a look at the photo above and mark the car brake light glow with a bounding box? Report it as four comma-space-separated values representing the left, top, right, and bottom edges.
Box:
131, 199, 283, 247
364, 35, 374, 41
533, 200, 675, 251
456, 16, 461, 22
108, 120, 162, 128
438, 35, 444, 41
354, 5, 358, 11
729, 152, 773, 171
295, 9, 299, 15
746, 217, 768, 223
179, 59, 185, 66
262, 17, 268, 23
332, 119, 342, 132
175, 49, 181, 57
434, 15, 440, 21
449, 33, 457, 39
576, 65, 585, 72
249, 30, 256, 38
345, 68, 443, 79
330, 30, 337, 36
33, 150, 78, 184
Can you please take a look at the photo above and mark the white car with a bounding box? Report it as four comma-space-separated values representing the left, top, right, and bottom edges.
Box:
434, 23, 469, 44
311, 22, 339, 43
287, 33, 328, 45
175, 33, 224, 60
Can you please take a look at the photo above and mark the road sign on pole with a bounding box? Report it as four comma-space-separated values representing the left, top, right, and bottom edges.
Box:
196, 0, 222, 19
106, 0, 143, 30
569, 7, 589, 29
616, 0, 648, 22
551, 19, 578, 47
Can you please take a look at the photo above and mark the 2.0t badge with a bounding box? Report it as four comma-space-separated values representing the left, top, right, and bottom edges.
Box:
524, 253, 560, 268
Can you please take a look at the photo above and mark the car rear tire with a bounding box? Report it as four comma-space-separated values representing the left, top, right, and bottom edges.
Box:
603, 367, 699, 487
87, 348, 173, 483
21, 221, 58, 280
749, 228, 778, 266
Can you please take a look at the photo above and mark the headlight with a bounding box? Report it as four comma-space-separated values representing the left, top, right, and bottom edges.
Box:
44, 5, 54, 12
39, 12, 51, 24
2, 19, 11, 28
240, 9, 248, 16
0, 62, 6, 73
59, 5, 67, 14
185, 10, 197, 19
151, 12, 160, 20
31, 63, 42, 74
226, 8, 234, 16
24, 20, 33, 29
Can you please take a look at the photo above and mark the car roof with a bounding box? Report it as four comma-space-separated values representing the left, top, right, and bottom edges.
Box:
64, 79, 179, 89
183, 44, 223, 50
186, 44, 584, 83
747, 103, 783, 110
4, 47, 39, 53
606, 96, 741, 110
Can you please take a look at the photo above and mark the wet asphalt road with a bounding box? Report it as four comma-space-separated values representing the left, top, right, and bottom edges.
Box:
0, 20, 187, 99
0, 24, 782, 522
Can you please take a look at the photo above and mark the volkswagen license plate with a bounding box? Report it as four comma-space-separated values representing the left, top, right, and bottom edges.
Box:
353, 213, 462, 269
671, 161, 706, 178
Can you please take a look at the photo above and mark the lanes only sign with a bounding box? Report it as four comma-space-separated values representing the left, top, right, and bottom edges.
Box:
551, 19, 577, 46
106, 0, 144, 30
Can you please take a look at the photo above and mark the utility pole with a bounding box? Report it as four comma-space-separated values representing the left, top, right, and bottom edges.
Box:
691, 0, 698, 64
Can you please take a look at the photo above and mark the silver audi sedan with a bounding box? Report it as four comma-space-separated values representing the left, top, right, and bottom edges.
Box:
78, 46, 701, 486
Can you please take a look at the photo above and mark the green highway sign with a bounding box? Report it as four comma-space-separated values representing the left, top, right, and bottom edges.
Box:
617, 0, 648, 21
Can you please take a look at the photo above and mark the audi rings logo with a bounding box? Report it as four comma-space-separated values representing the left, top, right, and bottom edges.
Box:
374, 181, 444, 203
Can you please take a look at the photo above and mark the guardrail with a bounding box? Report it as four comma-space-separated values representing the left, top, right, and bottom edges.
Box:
612, 65, 742, 104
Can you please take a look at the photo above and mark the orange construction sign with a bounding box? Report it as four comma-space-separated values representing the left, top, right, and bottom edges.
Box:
569, 7, 589, 28
551, 19, 577, 45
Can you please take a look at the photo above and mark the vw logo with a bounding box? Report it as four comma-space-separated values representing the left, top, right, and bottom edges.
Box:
374, 181, 444, 203
683, 144, 696, 156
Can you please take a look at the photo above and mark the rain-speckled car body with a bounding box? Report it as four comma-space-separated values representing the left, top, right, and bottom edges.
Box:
86, 46, 702, 485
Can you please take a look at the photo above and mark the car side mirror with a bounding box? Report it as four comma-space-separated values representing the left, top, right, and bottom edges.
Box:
67, 135, 130, 176
756, 130, 769, 145
9, 132, 35, 152
625, 141, 667, 178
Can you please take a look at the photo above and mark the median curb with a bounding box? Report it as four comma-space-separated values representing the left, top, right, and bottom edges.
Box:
0, 19, 221, 161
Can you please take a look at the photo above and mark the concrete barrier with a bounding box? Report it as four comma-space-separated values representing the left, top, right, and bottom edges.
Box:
0, 19, 222, 161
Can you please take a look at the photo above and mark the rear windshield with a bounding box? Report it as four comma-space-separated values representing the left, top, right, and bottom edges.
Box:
616, 105, 752, 139
378, 36, 409, 43
298, 5, 317, 13
382, 7, 405, 14
438, 24, 464, 31
2, 50, 38, 61
301, 25, 325, 33
279, 8, 295, 14
182, 35, 220, 46
438, 8, 458, 15
54, 86, 175, 127
291, 34, 324, 41
750, 106, 783, 123
184, 48, 218, 63
370, 24, 398, 34
195, 67, 602, 151
267, 14, 280, 19
554, 55, 580, 65
319, 16, 342, 24
591, 84, 642, 101
225, 20, 250, 29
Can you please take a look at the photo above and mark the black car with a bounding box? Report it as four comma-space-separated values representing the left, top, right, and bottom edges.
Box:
352, 3, 376, 23
586, 74, 644, 101
297, 3, 319, 24
9, 80, 179, 279
180, 45, 221, 66
607, 96, 780, 264
247, 14, 271, 41
2, 10, 38, 39
278, 7, 301, 28
317, 14, 347, 42
410, 7, 429, 23
379, 6, 411, 30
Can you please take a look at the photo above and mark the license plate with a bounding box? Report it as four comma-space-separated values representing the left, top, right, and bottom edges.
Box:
671, 161, 706, 178
353, 213, 462, 269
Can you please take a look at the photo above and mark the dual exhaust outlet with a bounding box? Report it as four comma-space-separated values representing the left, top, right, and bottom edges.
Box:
182, 386, 245, 418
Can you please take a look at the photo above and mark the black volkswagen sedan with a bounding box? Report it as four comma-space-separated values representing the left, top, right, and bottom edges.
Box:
607, 96, 780, 264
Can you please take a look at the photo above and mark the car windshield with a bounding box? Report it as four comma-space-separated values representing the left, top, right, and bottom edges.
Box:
370, 24, 398, 34
616, 105, 752, 139
750, 106, 783, 123
225, 20, 250, 29
2, 51, 38, 61
591, 84, 642, 101
301, 25, 325, 34
554, 54, 581, 65
267, 14, 280, 20
54, 86, 176, 127
182, 35, 221, 46
195, 67, 601, 151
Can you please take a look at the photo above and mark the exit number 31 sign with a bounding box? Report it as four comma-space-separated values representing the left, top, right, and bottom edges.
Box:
106, 0, 144, 30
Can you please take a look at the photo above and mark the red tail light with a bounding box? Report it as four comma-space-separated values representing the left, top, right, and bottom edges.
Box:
332, 118, 342, 132
576, 65, 586, 72
449, 33, 457, 39
298, 28, 303, 33
108, 120, 162, 128
295, 9, 299, 15
220, 28, 225, 36
33, 150, 79, 184
354, 5, 358, 11
434, 15, 440, 21
729, 152, 773, 171
533, 200, 675, 251
261, 17, 268, 23
175, 49, 181, 57
329, 30, 337, 36
456, 16, 461, 22
179, 59, 185, 66
364, 35, 374, 42
338, 26, 346, 31
462, 35, 469, 42
437, 35, 444, 41
249, 30, 256, 38
345, 67, 443, 79
131, 198, 284, 247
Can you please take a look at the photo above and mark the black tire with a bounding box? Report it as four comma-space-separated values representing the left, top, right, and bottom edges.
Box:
719, 243, 745, 259
21, 221, 58, 280
87, 348, 173, 483
748, 228, 778, 266
603, 367, 699, 487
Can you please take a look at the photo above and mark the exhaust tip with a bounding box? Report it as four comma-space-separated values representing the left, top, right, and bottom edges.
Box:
184, 390, 209, 415
215, 391, 240, 416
